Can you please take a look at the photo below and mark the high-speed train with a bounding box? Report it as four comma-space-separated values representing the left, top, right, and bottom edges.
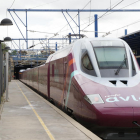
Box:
20, 38, 140, 139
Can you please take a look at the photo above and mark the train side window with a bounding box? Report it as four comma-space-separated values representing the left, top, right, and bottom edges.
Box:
82, 54, 93, 70
131, 56, 135, 70
130, 53, 136, 76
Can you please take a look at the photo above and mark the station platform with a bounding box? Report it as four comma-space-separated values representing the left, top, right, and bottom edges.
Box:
0, 80, 101, 140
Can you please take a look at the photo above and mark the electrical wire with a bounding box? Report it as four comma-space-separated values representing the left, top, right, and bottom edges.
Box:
81, 0, 140, 30
39, 40, 46, 49
100, 0, 140, 19
11, 42, 16, 49
76, 0, 140, 34
29, 0, 59, 9
28, 0, 140, 36
56, 0, 93, 35
9, 0, 16, 9
75, 0, 122, 25
105, 19, 140, 36
81, 0, 124, 31
6, 0, 16, 36
58, 0, 124, 33
28, 30, 55, 34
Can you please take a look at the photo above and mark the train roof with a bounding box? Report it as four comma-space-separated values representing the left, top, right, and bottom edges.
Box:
45, 37, 128, 63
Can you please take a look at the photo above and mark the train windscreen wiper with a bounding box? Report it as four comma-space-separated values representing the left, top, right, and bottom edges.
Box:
115, 56, 127, 75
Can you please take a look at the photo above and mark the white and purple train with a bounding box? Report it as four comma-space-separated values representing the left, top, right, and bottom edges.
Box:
20, 38, 140, 139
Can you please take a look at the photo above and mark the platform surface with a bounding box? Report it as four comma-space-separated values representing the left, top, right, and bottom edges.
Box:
0, 80, 101, 140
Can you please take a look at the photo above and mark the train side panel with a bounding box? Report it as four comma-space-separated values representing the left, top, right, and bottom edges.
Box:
33, 67, 38, 91
49, 46, 72, 106
29, 69, 33, 87
26, 70, 29, 85
38, 64, 48, 97
50, 58, 64, 105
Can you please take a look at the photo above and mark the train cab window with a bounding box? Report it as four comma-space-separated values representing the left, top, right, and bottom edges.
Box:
82, 54, 93, 70
94, 47, 128, 69
81, 53, 97, 76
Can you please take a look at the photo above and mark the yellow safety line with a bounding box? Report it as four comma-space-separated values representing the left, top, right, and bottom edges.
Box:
15, 81, 55, 140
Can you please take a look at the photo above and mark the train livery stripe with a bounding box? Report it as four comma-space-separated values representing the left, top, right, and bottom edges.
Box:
65, 70, 79, 108
16, 81, 55, 140
69, 58, 75, 66
59, 58, 76, 105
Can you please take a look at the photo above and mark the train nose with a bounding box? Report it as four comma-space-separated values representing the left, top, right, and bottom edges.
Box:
133, 108, 140, 127
96, 107, 134, 127
96, 107, 140, 127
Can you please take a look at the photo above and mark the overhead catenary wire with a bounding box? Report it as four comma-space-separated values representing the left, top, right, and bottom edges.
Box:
27, 0, 93, 36
56, 0, 93, 35
28, 0, 140, 37
11, 42, 16, 49
9, 0, 16, 9
55, 0, 140, 34
103, 18, 140, 37
28, 30, 55, 34
79, 0, 122, 23
29, 0, 60, 9
100, 0, 140, 19
63, 0, 140, 34
81, 0, 124, 31
59, 0, 125, 33
8, 0, 140, 51
6, 0, 16, 36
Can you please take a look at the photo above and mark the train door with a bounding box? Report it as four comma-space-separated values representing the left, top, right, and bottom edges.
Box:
47, 63, 50, 99
63, 57, 68, 107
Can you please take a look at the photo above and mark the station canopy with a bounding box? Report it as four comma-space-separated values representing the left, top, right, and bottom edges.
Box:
120, 30, 140, 64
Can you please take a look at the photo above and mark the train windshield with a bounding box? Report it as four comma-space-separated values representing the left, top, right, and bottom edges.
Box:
93, 47, 127, 69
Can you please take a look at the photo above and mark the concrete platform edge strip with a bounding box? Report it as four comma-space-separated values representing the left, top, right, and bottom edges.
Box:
18, 80, 101, 140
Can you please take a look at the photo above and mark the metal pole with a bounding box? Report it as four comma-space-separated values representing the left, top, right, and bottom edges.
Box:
55, 42, 57, 51
19, 40, 21, 60
8, 9, 140, 12
9, 57, 11, 82
69, 33, 71, 44
78, 10, 80, 39
6, 52, 9, 101
0, 42, 2, 104
125, 29, 127, 35
1, 47, 3, 95
26, 10, 28, 49
17, 51, 18, 65
1, 47, 3, 96
4, 55, 6, 91
94, 14, 98, 37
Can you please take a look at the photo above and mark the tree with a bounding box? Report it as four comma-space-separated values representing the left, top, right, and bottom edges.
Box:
19, 50, 27, 55
1, 43, 8, 54
11, 50, 17, 55
1, 42, 7, 49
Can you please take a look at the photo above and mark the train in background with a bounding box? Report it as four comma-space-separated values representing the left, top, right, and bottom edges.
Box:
20, 38, 140, 139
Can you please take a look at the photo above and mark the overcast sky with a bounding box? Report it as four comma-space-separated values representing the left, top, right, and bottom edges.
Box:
1, 0, 140, 50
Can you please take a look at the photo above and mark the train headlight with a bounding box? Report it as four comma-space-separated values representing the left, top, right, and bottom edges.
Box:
84, 94, 104, 104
